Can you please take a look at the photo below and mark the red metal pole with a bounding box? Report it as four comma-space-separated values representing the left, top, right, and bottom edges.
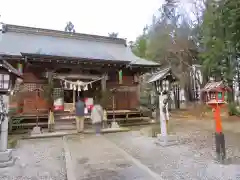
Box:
214, 91, 226, 163
214, 106, 222, 133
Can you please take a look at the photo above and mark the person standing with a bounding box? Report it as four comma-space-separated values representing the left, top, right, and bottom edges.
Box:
75, 97, 85, 133
91, 99, 103, 135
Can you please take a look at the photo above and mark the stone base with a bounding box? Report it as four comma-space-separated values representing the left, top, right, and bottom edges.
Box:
31, 126, 42, 135
155, 134, 178, 147
0, 149, 16, 168
111, 121, 120, 128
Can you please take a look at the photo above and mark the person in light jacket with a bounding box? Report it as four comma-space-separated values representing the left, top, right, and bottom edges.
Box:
91, 99, 103, 135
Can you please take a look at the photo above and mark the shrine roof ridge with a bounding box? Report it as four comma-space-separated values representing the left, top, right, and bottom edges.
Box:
2, 24, 127, 45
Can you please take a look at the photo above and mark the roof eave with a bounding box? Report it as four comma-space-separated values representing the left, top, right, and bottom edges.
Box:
147, 67, 179, 83
0, 58, 22, 77
21, 52, 131, 65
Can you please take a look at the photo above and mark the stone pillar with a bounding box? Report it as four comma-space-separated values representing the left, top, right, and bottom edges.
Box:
0, 95, 9, 152
0, 116, 8, 152
156, 93, 177, 147
0, 95, 15, 168
159, 94, 167, 136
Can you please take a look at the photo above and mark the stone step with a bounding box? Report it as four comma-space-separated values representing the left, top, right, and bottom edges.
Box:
54, 123, 76, 131
120, 121, 153, 127
0, 157, 16, 168
0, 149, 16, 168
0, 149, 13, 162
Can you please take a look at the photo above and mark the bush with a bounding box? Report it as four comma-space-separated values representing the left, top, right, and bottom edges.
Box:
8, 109, 24, 131
228, 103, 240, 116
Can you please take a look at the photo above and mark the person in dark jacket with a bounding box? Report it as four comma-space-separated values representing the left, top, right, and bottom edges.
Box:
75, 97, 85, 133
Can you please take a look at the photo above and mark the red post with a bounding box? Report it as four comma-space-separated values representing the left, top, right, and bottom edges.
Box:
212, 92, 226, 162
214, 106, 222, 133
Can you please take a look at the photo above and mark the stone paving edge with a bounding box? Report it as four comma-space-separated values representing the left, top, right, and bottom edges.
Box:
63, 136, 76, 180
103, 135, 164, 180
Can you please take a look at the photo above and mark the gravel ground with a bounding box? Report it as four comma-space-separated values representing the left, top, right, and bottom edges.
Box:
66, 134, 156, 180
0, 138, 66, 180
105, 120, 240, 180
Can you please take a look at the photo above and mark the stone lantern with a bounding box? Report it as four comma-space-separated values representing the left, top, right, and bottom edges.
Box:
148, 67, 178, 146
0, 57, 22, 167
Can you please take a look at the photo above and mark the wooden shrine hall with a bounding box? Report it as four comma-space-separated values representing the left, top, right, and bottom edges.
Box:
0, 24, 160, 130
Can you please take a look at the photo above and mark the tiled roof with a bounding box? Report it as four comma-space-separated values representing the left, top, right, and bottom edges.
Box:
148, 67, 171, 83
203, 81, 223, 91
0, 24, 159, 67
202, 81, 231, 92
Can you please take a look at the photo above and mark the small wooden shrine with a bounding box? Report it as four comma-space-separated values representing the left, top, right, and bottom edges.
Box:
148, 67, 180, 109
201, 81, 231, 104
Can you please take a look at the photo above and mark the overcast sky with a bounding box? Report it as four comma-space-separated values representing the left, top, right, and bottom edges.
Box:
0, 0, 192, 41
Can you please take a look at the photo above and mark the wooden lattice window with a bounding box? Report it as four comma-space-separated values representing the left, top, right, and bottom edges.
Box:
53, 88, 63, 99
24, 83, 37, 91
0, 74, 10, 89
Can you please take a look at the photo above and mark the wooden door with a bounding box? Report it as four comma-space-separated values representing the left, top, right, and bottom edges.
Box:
128, 92, 138, 110
116, 92, 129, 110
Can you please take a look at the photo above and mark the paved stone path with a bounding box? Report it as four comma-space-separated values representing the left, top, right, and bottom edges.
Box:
1, 119, 239, 180
105, 121, 240, 180
0, 138, 66, 180
65, 134, 157, 180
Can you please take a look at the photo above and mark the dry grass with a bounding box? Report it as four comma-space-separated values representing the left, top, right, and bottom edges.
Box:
171, 103, 239, 121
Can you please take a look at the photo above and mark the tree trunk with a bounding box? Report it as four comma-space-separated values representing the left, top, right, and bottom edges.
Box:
227, 80, 234, 103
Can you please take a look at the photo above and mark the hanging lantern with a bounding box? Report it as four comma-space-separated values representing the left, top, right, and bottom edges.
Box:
119, 70, 123, 84
83, 85, 88, 91
64, 81, 67, 89
17, 63, 23, 73
70, 83, 73, 90
78, 85, 81, 91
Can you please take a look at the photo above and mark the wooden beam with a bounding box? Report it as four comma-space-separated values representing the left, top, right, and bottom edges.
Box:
27, 61, 125, 72
55, 73, 105, 80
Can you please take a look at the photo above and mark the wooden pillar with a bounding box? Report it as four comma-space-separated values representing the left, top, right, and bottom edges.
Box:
73, 89, 76, 109
101, 73, 107, 91
137, 83, 141, 103
47, 71, 54, 111
134, 73, 141, 104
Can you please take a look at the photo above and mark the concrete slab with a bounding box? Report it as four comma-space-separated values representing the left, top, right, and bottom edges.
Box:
63, 136, 76, 180
65, 134, 159, 180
